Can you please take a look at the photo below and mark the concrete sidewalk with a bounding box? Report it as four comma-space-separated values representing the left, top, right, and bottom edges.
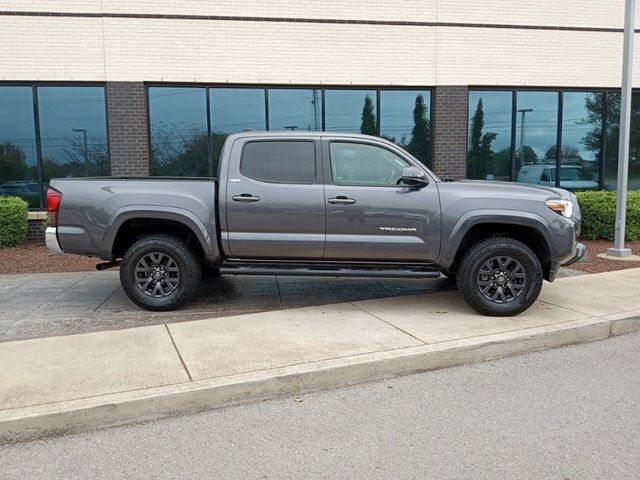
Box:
1, 269, 639, 443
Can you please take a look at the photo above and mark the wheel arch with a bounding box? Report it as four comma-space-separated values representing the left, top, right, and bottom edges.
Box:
440, 212, 554, 280
104, 207, 220, 262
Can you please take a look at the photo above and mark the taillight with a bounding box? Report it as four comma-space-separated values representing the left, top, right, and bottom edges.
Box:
47, 187, 62, 226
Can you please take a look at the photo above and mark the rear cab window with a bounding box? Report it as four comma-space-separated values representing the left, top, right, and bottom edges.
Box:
240, 141, 316, 184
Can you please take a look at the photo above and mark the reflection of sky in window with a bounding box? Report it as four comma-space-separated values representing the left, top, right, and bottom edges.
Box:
562, 92, 598, 161
38, 86, 107, 162
468, 90, 512, 152
149, 87, 207, 137
325, 90, 376, 132
380, 90, 430, 145
0, 86, 37, 165
268, 89, 322, 131
515, 91, 558, 159
210, 88, 265, 133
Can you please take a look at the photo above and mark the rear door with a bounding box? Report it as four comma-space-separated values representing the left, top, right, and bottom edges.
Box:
321, 138, 440, 262
222, 136, 325, 259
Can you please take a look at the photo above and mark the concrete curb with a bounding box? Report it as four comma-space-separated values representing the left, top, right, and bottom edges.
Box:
1, 313, 639, 444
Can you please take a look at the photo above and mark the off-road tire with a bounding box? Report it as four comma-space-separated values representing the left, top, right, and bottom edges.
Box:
120, 234, 202, 311
456, 237, 543, 316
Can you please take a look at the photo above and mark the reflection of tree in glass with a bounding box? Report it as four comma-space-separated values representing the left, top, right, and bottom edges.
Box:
360, 95, 376, 136
405, 94, 431, 168
544, 144, 582, 164
0, 143, 28, 185
467, 98, 498, 179
0, 142, 40, 207
152, 122, 209, 176
581, 92, 640, 187
59, 135, 109, 177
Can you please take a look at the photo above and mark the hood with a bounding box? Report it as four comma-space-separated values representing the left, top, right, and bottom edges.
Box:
454, 179, 572, 200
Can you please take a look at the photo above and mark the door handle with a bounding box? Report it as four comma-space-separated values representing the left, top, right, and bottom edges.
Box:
328, 196, 356, 205
232, 193, 261, 203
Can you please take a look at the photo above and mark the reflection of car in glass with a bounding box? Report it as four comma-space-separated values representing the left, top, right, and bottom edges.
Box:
0, 181, 40, 196
517, 165, 599, 189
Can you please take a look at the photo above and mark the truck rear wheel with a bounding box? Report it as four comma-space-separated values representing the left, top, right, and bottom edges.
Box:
120, 234, 202, 311
456, 237, 543, 316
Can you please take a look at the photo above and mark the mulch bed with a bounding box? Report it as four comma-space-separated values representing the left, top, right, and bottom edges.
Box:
1, 240, 639, 275
569, 239, 640, 274
0, 243, 101, 274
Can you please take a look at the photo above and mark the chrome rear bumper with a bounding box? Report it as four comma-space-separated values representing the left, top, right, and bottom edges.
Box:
45, 226, 63, 254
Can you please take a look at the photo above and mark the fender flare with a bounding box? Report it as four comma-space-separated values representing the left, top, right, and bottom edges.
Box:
102, 205, 220, 261
437, 209, 555, 269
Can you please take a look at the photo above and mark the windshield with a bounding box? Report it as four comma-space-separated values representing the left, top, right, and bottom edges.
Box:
550, 167, 594, 182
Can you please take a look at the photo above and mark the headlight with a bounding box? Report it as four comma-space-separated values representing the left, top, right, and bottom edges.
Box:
545, 198, 574, 218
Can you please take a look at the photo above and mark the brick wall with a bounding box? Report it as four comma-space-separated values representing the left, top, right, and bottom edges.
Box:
26, 219, 45, 243
432, 86, 468, 180
106, 82, 150, 176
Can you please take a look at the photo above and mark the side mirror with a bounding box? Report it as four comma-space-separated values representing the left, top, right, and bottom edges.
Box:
398, 166, 429, 188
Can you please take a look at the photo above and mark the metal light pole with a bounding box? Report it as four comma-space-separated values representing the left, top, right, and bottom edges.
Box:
73, 128, 89, 176
517, 108, 533, 151
607, 0, 635, 257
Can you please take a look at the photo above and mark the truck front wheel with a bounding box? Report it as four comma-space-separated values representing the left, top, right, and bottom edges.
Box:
457, 237, 543, 316
120, 234, 202, 311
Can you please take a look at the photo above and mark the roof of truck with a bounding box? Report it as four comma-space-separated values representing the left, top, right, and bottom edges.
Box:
226, 131, 382, 140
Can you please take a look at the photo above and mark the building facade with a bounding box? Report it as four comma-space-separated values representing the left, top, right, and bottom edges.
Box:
1, 1, 639, 210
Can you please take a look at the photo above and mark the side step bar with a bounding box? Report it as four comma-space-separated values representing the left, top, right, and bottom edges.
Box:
219, 262, 442, 279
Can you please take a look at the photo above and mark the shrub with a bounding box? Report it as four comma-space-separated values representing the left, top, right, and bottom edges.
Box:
575, 190, 640, 241
0, 196, 28, 247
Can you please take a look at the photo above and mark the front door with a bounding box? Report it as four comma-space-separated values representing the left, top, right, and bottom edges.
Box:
322, 139, 440, 262
223, 137, 325, 259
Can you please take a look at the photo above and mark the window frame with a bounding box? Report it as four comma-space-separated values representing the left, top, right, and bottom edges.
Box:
467, 86, 618, 190
239, 139, 319, 185
326, 139, 413, 188
0, 81, 110, 209
145, 83, 434, 181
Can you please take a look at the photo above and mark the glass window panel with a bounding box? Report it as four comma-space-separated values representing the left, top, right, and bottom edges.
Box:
149, 87, 208, 176
329, 142, 408, 186
268, 88, 322, 132
325, 90, 377, 134
514, 91, 559, 185
210, 88, 266, 174
560, 92, 602, 190
605, 92, 640, 190
37, 86, 109, 189
467, 90, 513, 181
380, 90, 431, 167
0, 86, 40, 208
240, 141, 315, 184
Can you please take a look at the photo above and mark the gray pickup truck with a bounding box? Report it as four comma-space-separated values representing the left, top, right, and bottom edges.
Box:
45, 132, 584, 316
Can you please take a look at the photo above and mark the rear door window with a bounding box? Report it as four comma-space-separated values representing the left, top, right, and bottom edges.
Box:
240, 141, 316, 184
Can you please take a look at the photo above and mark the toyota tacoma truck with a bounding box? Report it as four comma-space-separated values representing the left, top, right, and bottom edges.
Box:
45, 132, 585, 316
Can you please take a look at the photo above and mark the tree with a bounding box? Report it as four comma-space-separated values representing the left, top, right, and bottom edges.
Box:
406, 94, 431, 167
467, 98, 497, 179
544, 144, 582, 164
360, 95, 376, 135
581, 91, 640, 187
151, 123, 210, 176
0, 143, 28, 185
518, 145, 538, 165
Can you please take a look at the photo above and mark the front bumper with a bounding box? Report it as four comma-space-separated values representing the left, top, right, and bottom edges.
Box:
548, 241, 585, 281
562, 242, 586, 267
45, 226, 63, 254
